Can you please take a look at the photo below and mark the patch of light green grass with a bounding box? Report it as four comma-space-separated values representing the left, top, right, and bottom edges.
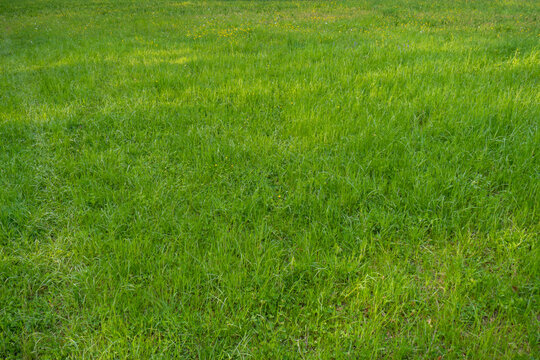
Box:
0, 0, 539, 358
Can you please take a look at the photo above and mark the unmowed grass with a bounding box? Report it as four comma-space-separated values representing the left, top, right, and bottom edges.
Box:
0, 0, 539, 358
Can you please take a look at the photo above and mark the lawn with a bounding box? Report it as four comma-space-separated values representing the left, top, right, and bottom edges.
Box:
0, 0, 539, 358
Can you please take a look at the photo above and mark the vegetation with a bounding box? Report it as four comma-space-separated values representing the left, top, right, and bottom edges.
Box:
0, 0, 538, 358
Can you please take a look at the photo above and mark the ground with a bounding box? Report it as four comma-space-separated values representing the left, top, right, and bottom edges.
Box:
0, 0, 539, 358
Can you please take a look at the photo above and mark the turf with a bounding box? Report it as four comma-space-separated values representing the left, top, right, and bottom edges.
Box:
0, 0, 539, 358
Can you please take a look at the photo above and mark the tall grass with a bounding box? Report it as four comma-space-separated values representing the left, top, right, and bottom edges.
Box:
0, 0, 538, 358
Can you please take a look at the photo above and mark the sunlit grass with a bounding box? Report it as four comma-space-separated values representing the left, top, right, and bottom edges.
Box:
0, 0, 539, 358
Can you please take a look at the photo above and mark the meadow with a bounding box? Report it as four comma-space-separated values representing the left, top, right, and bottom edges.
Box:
0, 0, 539, 358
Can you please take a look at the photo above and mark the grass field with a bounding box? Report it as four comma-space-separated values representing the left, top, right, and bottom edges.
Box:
1, 0, 539, 358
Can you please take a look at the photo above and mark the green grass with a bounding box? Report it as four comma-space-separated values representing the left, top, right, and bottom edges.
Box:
1, 0, 539, 358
